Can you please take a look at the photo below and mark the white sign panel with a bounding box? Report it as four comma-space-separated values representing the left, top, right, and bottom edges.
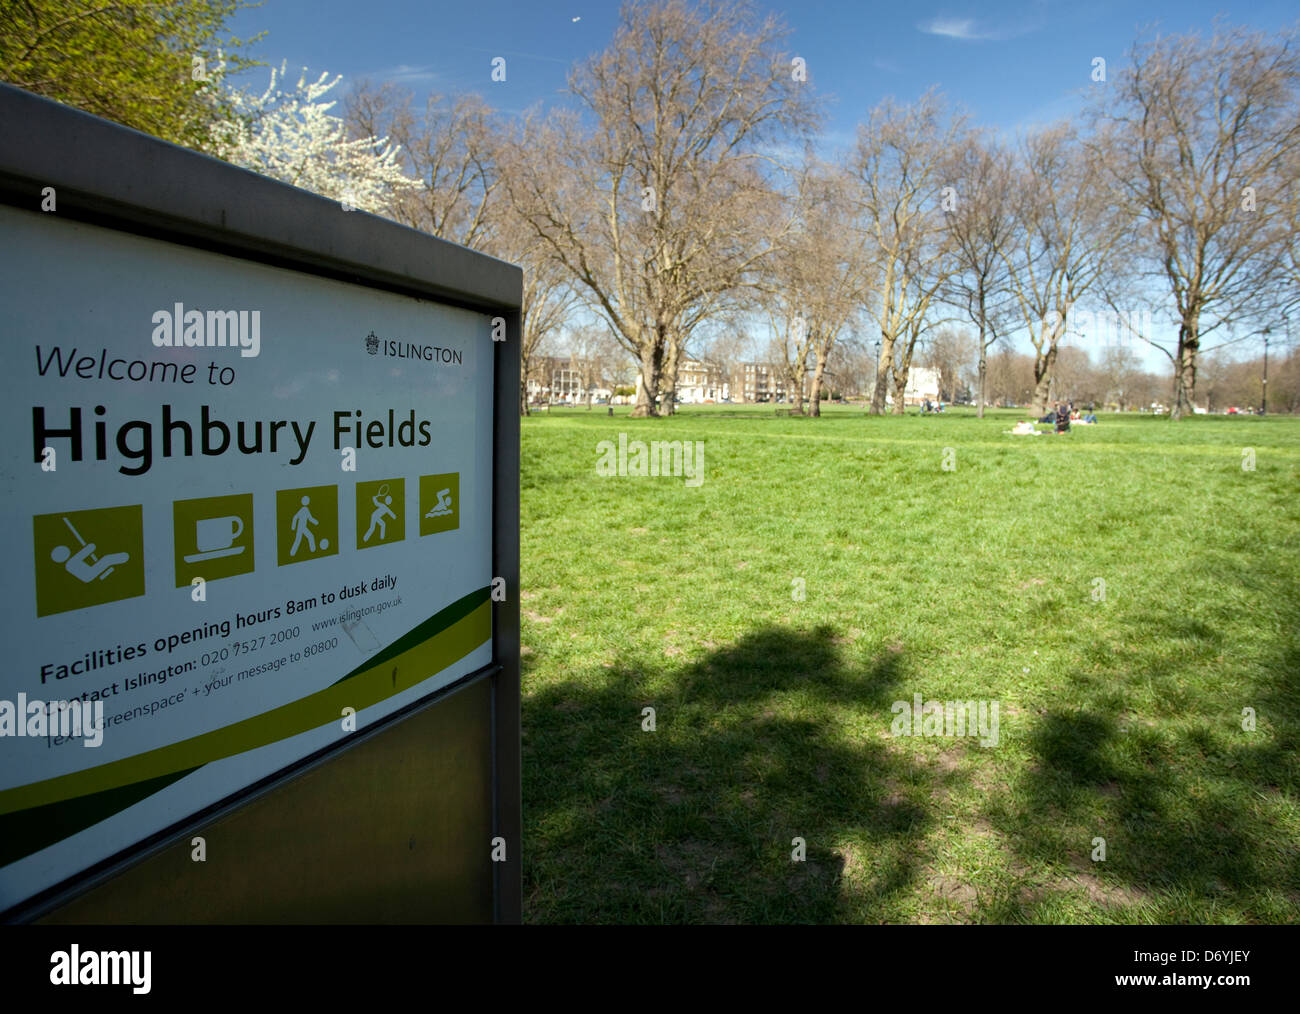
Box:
0, 205, 495, 908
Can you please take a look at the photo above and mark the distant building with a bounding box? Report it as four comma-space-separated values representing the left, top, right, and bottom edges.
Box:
736, 362, 816, 403
676, 359, 729, 403
528, 355, 617, 404
886, 366, 940, 407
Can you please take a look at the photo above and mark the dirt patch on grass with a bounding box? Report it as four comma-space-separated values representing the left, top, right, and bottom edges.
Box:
925, 873, 979, 918
933, 746, 963, 774
836, 841, 867, 879
1065, 870, 1147, 908
656, 839, 735, 891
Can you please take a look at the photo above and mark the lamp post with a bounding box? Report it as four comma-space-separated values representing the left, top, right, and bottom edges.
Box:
1262, 326, 1270, 416
874, 339, 881, 409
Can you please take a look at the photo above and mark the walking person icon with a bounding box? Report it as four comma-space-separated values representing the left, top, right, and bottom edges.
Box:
289, 495, 328, 556
277, 486, 338, 566
363, 487, 397, 543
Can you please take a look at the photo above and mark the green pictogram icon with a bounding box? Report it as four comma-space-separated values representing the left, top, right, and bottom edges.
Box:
173, 493, 254, 588
33, 505, 145, 617
276, 485, 338, 566
356, 478, 404, 549
419, 472, 459, 536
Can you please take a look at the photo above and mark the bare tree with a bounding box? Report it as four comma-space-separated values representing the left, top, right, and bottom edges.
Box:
1090, 24, 1300, 418
985, 346, 1037, 408
346, 82, 577, 415
566, 321, 623, 407
1000, 124, 1122, 418
851, 90, 965, 414
346, 82, 498, 249
943, 132, 1017, 417
501, 0, 816, 417
516, 236, 579, 415
921, 326, 976, 402
762, 162, 872, 415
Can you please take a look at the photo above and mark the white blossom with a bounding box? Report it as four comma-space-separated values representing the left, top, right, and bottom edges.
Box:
212, 61, 419, 215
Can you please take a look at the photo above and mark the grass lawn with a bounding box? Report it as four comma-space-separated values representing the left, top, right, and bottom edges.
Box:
517, 403, 1300, 923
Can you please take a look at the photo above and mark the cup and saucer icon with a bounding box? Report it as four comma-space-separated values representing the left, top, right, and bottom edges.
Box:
183, 515, 247, 563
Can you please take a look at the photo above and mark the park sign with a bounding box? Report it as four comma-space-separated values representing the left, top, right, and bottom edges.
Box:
0, 84, 522, 922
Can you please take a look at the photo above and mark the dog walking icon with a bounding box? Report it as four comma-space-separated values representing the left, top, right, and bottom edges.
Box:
51, 516, 130, 582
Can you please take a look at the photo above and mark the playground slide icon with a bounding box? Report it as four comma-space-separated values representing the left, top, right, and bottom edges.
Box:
34, 505, 145, 617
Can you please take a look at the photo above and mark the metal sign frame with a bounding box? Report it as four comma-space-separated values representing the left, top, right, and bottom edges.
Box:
0, 83, 521, 924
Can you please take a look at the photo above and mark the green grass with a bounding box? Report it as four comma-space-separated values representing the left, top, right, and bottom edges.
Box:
518, 403, 1300, 923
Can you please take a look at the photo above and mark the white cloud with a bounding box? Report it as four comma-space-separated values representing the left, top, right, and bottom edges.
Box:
365, 63, 441, 85
917, 16, 1040, 42
921, 17, 988, 40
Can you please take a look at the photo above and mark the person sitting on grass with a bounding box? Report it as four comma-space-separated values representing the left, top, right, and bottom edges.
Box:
1054, 402, 1071, 434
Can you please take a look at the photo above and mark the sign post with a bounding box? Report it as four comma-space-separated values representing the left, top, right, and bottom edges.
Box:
0, 83, 522, 923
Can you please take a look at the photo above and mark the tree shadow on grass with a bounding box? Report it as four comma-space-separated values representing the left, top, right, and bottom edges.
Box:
520, 625, 939, 923
987, 555, 1300, 922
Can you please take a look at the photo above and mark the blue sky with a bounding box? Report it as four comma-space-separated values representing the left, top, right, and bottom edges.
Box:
226, 1, 1295, 370
229, 0, 1298, 142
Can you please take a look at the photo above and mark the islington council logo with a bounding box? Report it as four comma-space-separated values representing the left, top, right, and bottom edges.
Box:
363, 331, 463, 365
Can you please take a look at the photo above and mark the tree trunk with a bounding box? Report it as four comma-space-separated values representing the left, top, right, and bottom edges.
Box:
976, 293, 988, 419
891, 367, 908, 415
1171, 318, 1198, 421
789, 363, 805, 415
633, 342, 662, 418
1032, 344, 1059, 418
808, 351, 827, 418
659, 338, 680, 416
870, 334, 895, 415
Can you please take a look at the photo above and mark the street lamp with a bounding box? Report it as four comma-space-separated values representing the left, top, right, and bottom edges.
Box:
1262, 325, 1271, 416
874, 339, 881, 407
